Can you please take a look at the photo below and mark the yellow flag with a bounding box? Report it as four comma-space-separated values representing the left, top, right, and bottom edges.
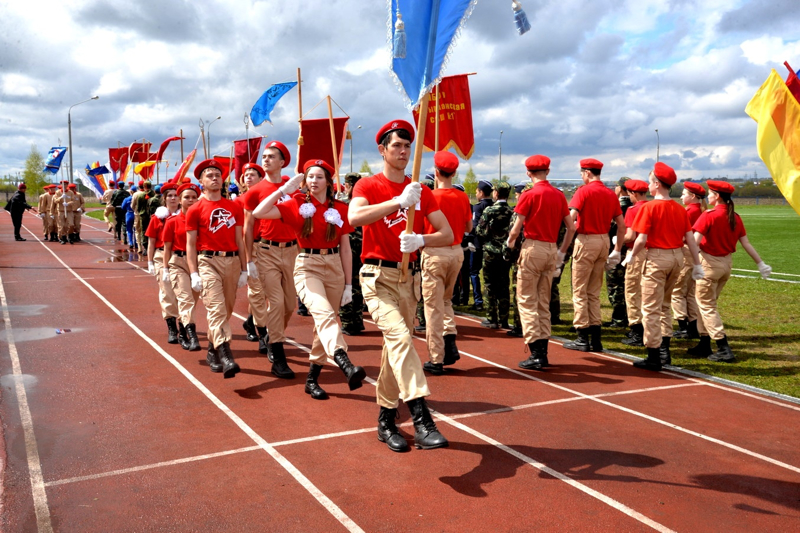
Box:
134, 160, 156, 176
745, 69, 800, 215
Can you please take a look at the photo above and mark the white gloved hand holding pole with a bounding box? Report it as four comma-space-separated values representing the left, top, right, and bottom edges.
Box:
400, 233, 425, 253
397, 182, 421, 209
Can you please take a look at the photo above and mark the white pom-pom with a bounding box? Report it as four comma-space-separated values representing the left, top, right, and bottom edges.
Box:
155, 206, 169, 220
299, 202, 317, 219
323, 208, 343, 228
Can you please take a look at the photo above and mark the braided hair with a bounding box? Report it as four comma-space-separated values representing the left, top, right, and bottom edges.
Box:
299, 166, 339, 242
718, 192, 737, 231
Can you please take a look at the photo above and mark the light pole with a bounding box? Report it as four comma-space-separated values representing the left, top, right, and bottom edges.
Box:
655, 129, 660, 163
207, 116, 221, 156
499, 130, 504, 182
68, 96, 99, 183
349, 125, 361, 172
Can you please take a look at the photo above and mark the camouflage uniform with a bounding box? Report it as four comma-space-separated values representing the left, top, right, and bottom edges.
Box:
604, 189, 633, 327
476, 186, 514, 327
338, 174, 365, 334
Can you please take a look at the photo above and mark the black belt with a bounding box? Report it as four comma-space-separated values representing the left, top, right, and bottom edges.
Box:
199, 251, 239, 257
301, 247, 339, 255
253, 237, 261, 243
156, 247, 164, 251
262, 239, 297, 248
174, 250, 186, 257
364, 258, 399, 269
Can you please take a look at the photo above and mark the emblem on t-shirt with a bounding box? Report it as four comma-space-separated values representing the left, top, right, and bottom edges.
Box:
383, 203, 409, 230
208, 208, 235, 233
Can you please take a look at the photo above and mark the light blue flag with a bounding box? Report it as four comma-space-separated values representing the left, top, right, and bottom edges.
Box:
250, 82, 298, 126
389, 0, 478, 109
43, 146, 67, 174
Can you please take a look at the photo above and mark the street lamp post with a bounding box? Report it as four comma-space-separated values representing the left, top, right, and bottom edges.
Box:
68, 96, 99, 183
349, 125, 361, 172
499, 130, 504, 182
655, 129, 660, 163
206, 116, 221, 156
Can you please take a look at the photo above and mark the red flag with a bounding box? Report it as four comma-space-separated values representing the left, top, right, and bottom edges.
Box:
173, 149, 197, 181
412, 74, 475, 159
156, 136, 183, 162
785, 62, 800, 104
296, 117, 349, 175
234, 137, 263, 178
108, 148, 129, 177
213, 156, 233, 180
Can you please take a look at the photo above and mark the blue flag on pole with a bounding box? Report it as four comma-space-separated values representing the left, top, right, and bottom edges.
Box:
389, 0, 477, 109
250, 82, 298, 126
43, 146, 67, 174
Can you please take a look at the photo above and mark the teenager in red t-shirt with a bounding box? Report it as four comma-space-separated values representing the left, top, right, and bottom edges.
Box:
348, 120, 453, 453
253, 159, 367, 398
419, 151, 472, 375
671, 181, 708, 340
163, 182, 202, 352
688, 180, 771, 362
626, 163, 703, 371
241, 141, 298, 379
144, 181, 181, 346
185, 160, 247, 378
617, 179, 649, 346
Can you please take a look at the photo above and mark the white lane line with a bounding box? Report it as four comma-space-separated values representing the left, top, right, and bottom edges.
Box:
26, 234, 364, 533
0, 273, 54, 532
732, 268, 800, 278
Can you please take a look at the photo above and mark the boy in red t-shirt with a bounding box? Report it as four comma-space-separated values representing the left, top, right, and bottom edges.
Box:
349, 120, 453, 453
186, 160, 248, 378
145, 181, 180, 346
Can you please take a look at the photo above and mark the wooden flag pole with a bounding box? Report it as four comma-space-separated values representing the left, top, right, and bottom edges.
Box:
326, 96, 341, 192
400, 91, 432, 281
180, 129, 184, 160
433, 83, 440, 189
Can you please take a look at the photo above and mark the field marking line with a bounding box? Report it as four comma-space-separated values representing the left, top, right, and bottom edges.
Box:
729, 274, 800, 284
731, 268, 800, 278
23, 233, 364, 533
0, 273, 54, 533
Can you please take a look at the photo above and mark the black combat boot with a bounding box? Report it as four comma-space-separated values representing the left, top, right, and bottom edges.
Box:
537, 339, 550, 367
304, 363, 328, 400
442, 334, 460, 365
333, 348, 366, 390
659, 336, 672, 366
518, 342, 543, 370
69, 233, 76, 244
217, 342, 240, 379
563, 328, 591, 352
686, 319, 699, 339
75, 232, 81, 242
506, 324, 523, 337
178, 322, 190, 350
242, 314, 258, 342
480, 319, 500, 329
60, 235, 67, 245
185, 323, 201, 352
269, 342, 295, 379
673, 319, 689, 339
407, 397, 448, 450
165, 317, 179, 344
377, 407, 408, 452
423, 361, 444, 375
206, 344, 223, 373
589, 325, 604, 352
550, 296, 562, 325
687, 335, 713, 357
610, 305, 628, 328
622, 323, 645, 346
708, 336, 735, 363
257, 326, 269, 355
49, 232, 57, 242
633, 347, 662, 371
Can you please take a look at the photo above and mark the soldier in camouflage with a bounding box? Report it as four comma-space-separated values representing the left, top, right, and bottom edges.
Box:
339, 173, 365, 335
604, 177, 633, 328
476, 182, 514, 329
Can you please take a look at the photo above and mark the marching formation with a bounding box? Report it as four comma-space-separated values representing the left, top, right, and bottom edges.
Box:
17, 120, 773, 454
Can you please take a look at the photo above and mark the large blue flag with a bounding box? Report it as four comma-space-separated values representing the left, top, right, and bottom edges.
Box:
250, 82, 298, 126
43, 146, 67, 174
389, 0, 478, 109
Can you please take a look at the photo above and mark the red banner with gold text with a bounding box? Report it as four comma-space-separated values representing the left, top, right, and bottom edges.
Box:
412, 74, 475, 159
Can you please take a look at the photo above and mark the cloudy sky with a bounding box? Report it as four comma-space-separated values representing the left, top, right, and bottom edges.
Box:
2, 0, 799, 185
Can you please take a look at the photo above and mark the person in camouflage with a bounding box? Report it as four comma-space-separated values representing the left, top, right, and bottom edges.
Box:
476, 182, 514, 329
604, 177, 633, 328
338, 172, 365, 335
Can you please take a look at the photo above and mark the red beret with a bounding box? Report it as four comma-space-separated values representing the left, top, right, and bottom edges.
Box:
242, 162, 265, 178
653, 162, 677, 186
193, 159, 223, 180
264, 141, 291, 168
161, 182, 178, 193
525, 155, 550, 171
18, 183, 27, 190
177, 183, 201, 197
683, 181, 706, 197
706, 180, 735, 194
138, 180, 144, 187
625, 179, 649, 193
128, 181, 134, 185
68, 183, 77, 189
580, 158, 604, 170
60, 180, 69, 184
434, 151, 459, 174
375, 119, 415, 144
303, 159, 335, 177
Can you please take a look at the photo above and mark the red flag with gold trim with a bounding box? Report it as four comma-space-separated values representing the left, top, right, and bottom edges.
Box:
412, 74, 475, 159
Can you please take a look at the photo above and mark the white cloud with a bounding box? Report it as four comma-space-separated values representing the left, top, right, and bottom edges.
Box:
1, 74, 39, 97
741, 36, 800, 66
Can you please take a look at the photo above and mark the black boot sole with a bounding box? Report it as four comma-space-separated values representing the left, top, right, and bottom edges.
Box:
305, 387, 328, 400
271, 366, 295, 379
347, 366, 367, 391
377, 433, 409, 453
632, 360, 662, 371
414, 436, 449, 450
223, 363, 240, 379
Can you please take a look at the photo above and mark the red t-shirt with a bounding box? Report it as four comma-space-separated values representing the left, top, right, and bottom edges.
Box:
276, 195, 353, 249
624, 200, 648, 228
693, 204, 746, 256
568, 180, 622, 234
242, 177, 296, 242
686, 202, 704, 226
514, 181, 569, 243
235, 195, 261, 240
145, 214, 168, 249
185, 197, 243, 252
352, 173, 439, 262
162, 212, 188, 252
424, 188, 471, 246
632, 199, 692, 249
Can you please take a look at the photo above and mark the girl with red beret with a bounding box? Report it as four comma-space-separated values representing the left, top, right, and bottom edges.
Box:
671, 181, 707, 340
688, 180, 771, 362
146, 182, 181, 346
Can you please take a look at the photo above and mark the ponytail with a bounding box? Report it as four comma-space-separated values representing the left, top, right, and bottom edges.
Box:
698, 195, 707, 212
325, 193, 338, 242
300, 191, 314, 238
719, 192, 736, 231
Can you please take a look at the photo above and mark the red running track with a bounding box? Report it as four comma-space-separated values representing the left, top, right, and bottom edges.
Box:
1, 211, 799, 532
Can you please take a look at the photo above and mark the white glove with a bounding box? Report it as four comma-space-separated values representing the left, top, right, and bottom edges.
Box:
76, 208, 83, 213
162, 269, 170, 283
400, 232, 425, 253
692, 264, 706, 280
341, 284, 353, 306
191, 272, 203, 292
247, 261, 258, 279
238, 271, 248, 288
467, 242, 477, 252
147, 261, 155, 275
397, 181, 422, 209
505, 237, 514, 249
612, 235, 617, 246
757, 261, 772, 279
606, 250, 621, 268
553, 266, 562, 278
280, 173, 305, 195
621, 253, 632, 268
39, 213, 45, 218
557, 250, 566, 264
